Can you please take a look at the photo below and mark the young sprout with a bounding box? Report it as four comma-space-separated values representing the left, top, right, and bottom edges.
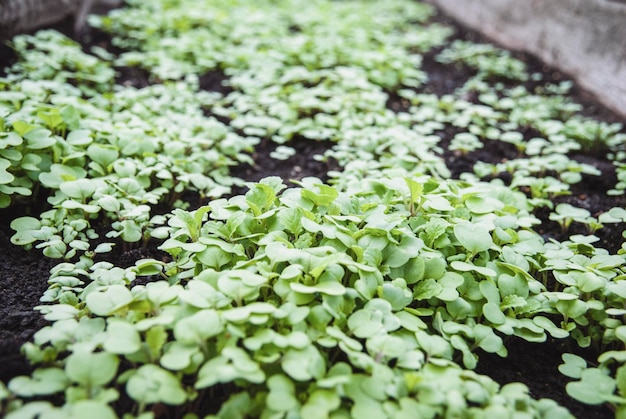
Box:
499, 131, 525, 155
549, 203, 591, 233
449, 132, 483, 156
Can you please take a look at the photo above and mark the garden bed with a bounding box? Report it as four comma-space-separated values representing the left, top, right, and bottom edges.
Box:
0, 1, 625, 418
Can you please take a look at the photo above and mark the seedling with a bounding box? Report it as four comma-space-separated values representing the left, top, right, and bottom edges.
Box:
1, 0, 625, 417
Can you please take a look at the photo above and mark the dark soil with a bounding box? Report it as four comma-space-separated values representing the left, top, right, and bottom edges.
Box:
0, 4, 624, 418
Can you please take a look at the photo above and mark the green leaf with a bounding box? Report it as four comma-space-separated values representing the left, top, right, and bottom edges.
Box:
290, 281, 346, 296
174, 309, 223, 344
413, 278, 442, 300
104, 319, 142, 354
466, 195, 504, 214
366, 334, 406, 359
197, 245, 233, 269
384, 235, 424, 268
64, 400, 118, 419
0, 132, 23, 149
301, 389, 341, 417
378, 281, 412, 310
482, 302, 506, 325
473, 324, 504, 353
438, 272, 464, 301
278, 207, 304, 236
59, 178, 97, 200
0, 159, 14, 184
281, 345, 326, 381
348, 299, 401, 338
9, 368, 69, 397
145, 280, 180, 306
37, 109, 64, 129
65, 351, 119, 387
86, 285, 134, 316
127, 364, 187, 405
11, 120, 35, 136
421, 217, 449, 248
415, 331, 452, 359
161, 342, 201, 371
566, 368, 616, 405
10, 216, 42, 246
616, 365, 626, 398
454, 222, 493, 254
533, 316, 569, 339
24, 127, 56, 149
450, 260, 496, 277
301, 184, 338, 206
246, 183, 277, 216
66, 129, 92, 146
497, 272, 530, 299
558, 353, 587, 379
94, 242, 115, 253
39, 164, 86, 189
266, 374, 298, 412
87, 143, 119, 168
196, 347, 265, 388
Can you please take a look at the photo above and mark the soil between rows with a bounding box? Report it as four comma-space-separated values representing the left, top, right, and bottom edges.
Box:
0, 5, 624, 418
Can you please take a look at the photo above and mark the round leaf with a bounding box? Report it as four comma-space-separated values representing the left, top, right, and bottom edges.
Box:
127, 364, 187, 405
65, 351, 119, 387
454, 222, 493, 254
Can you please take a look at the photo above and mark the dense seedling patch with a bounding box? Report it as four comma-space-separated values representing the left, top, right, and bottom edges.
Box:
0, 0, 625, 417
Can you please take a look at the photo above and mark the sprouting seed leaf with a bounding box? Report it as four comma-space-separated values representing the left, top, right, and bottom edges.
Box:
559, 353, 587, 379
454, 222, 493, 254
281, 345, 326, 381
86, 285, 133, 316
94, 242, 115, 253
66, 129, 92, 146
63, 400, 118, 419
145, 281, 180, 306
37, 109, 64, 129
481, 301, 505, 324
161, 342, 201, 371
174, 309, 223, 344
0, 132, 23, 149
10, 216, 42, 246
24, 127, 56, 149
103, 319, 142, 354
0, 159, 14, 184
450, 261, 496, 277
9, 368, 69, 397
59, 179, 96, 200
266, 374, 298, 412
379, 281, 412, 310
301, 389, 341, 417
566, 368, 616, 405
65, 351, 119, 387
533, 316, 569, 339
473, 324, 504, 353
348, 299, 401, 338
87, 143, 119, 168
290, 281, 346, 296
126, 364, 187, 405
616, 365, 626, 398
384, 235, 424, 268
278, 207, 304, 235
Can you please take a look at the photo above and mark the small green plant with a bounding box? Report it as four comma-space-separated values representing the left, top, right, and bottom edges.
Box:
436, 40, 529, 82
549, 203, 592, 234
2, 176, 578, 418
2, 0, 626, 417
449, 132, 483, 155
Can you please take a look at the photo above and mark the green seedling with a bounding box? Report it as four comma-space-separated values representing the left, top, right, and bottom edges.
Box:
549, 203, 591, 233
2, 0, 626, 417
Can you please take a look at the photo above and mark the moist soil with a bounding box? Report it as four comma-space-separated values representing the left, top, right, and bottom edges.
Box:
0, 6, 624, 419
